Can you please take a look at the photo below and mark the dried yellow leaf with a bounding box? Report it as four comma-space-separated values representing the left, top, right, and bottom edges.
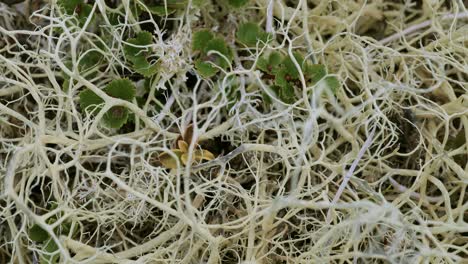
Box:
177, 140, 188, 152
158, 149, 184, 169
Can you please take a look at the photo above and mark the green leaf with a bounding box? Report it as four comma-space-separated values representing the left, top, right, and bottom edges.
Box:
273, 68, 296, 103
62, 79, 70, 92
167, 0, 187, 8
282, 53, 304, 79
57, 0, 93, 25
57, 0, 90, 18
127, 95, 147, 123
62, 61, 73, 78
108, 12, 121, 26
29, 225, 49, 243
205, 38, 231, 58
138, 0, 186, 15
124, 31, 158, 76
225, 75, 240, 104
40, 238, 60, 264
124, 31, 153, 60
304, 64, 326, 84
228, 0, 249, 8
103, 106, 129, 128
262, 86, 280, 106
46, 216, 57, 225
193, 0, 207, 6
79, 89, 104, 114
204, 37, 233, 68
79, 79, 136, 129
274, 68, 289, 87
268, 52, 282, 68
193, 31, 232, 71
62, 51, 102, 91
257, 52, 282, 73
47, 201, 59, 211
195, 60, 219, 78
236, 22, 269, 46
192, 30, 214, 52
57, 0, 83, 14
79, 50, 102, 73
104, 79, 136, 101
61, 221, 79, 238
102, 79, 135, 128
323, 76, 340, 94
131, 55, 159, 77
256, 57, 268, 72
262, 91, 273, 105
58, 222, 71, 236
279, 83, 296, 104
76, 3, 93, 22
146, 6, 176, 16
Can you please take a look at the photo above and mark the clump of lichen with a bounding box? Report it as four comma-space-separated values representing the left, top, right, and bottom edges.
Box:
0, 0, 467, 263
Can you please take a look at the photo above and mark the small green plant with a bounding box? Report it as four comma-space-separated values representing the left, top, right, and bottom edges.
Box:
79, 79, 136, 129
124, 31, 158, 77
57, 0, 93, 26
192, 30, 233, 78
236, 22, 270, 47
257, 51, 340, 103
62, 50, 104, 92
28, 203, 76, 264
158, 125, 215, 169
228, 0, 250, 8
3, 0, 465, 263
129, 0, 189, 17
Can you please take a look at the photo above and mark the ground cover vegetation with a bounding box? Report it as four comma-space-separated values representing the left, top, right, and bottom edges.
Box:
0, 0, 467, 263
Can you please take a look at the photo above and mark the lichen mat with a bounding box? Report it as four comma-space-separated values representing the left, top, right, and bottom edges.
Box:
0, 0, 467, 263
